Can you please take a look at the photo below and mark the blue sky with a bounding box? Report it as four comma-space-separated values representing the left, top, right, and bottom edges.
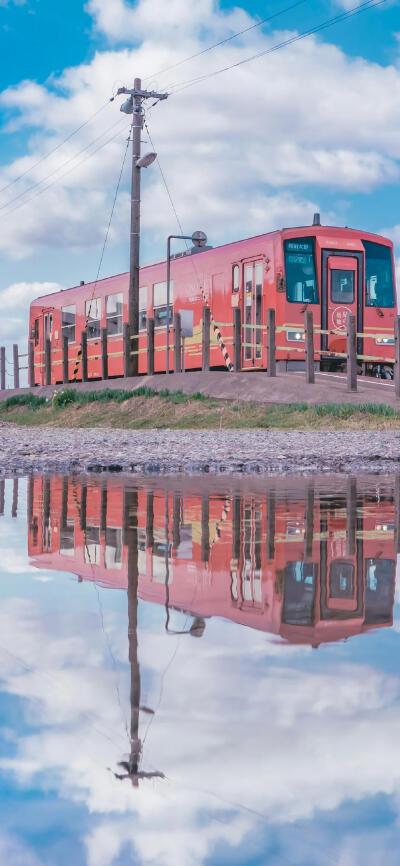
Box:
0, 0, 399, 362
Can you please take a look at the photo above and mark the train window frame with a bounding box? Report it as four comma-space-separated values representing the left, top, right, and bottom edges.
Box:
232, 264, 240, 292
284, 237, 319, 304
106, 292, 123, 336
139, 286, 147, 331
153, 280, 173, 330
330, 269, 355, 304
34, 319, 39, 347
85, 298, 101, 340
61, 305, 76, 344
362, 240, 395, 308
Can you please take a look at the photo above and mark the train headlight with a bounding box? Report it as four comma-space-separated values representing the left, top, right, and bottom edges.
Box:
287, 331, 305, 342
375, 336, 394, 345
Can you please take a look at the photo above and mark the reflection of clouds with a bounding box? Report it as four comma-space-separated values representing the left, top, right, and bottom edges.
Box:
0, 587, 400, 866
0, 832, 43, 866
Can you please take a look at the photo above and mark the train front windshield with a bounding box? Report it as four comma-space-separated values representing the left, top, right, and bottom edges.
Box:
362, 241, 395, 308
284, 238, 318, 304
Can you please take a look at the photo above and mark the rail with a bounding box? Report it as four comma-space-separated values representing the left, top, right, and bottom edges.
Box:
2, 307, 399, 397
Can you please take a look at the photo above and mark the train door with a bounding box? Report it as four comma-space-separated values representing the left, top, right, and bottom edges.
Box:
321, 250, 363, 359
242, 261, 263, 369
43, 311, 53, 343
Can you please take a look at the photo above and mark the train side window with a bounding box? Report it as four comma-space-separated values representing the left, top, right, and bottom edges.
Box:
85, 298, 101, 339
232, 264, 239, 292
331, 270, 354, 304
284, 238, 318, 303
34, 319, 39, 346
62, 305, 76, 343
153, 280, 173, 328
106, 293, 123, 335
139, 286, 147, 331
362, 241, 395, 308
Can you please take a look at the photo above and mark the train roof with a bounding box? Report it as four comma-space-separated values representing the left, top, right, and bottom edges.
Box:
30, 223, 393, 304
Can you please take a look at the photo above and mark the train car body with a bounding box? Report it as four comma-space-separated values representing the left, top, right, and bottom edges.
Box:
27, 477, 396, 647
29, 221, 397, 384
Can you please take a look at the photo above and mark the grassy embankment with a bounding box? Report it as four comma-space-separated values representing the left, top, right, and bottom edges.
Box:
0, 387, 399, 430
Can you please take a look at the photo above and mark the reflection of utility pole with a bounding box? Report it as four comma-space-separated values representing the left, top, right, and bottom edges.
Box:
114, 489, 164, 786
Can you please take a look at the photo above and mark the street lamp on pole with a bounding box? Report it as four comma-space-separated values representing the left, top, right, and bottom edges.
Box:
166, 230, 207, 375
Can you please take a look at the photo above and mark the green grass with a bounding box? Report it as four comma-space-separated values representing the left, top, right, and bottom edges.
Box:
1, 388, 399, 430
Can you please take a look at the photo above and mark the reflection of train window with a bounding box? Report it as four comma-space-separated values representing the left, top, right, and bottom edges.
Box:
137, 528, 146, 551
286, 521, 305, 537
364, 558, 395, 625
60, 520, 74, 556
176, 524, 192, 559
329, 561, 354, 598
105, 528, 122, 569
84, 526, 100, 565
282, 562, 317, 625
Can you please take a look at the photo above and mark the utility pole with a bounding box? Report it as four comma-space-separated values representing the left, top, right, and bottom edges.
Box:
117, 80, 168, 376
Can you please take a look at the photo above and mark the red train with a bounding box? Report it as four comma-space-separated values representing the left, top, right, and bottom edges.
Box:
29, 218, 397, 384
27, 476, 396, 646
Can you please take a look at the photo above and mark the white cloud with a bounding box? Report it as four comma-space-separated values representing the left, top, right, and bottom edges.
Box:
0, 0, 399, 264
0, 282, 61, 386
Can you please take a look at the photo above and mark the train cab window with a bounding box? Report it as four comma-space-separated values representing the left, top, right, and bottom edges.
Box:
153, 280, 173, 328
284, 238, 318, 304
34, 319, 39, 347
106, 293, 123, 335
331, 270, 354, 304
85, 298, 101, 339
362, 241, 395, 308
232, 264, 239, 292
139, 286, 147, 331
62, 305, 76, 343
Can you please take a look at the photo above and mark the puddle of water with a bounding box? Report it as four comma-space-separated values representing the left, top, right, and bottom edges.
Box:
0, 473, 399, 865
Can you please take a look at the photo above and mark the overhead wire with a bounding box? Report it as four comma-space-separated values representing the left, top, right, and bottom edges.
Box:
167, 0, 389, 95
0, 116, 127, 216
0, 98, 113, 197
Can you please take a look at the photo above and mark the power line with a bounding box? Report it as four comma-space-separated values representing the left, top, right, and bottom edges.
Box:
0, 122, 129, 220
0, 117, 126, 215
0, 99, 112, 198
142, 0, 310, 87
168, 0, 389, 95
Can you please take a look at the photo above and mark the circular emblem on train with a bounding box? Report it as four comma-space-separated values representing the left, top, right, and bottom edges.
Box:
332, 306, 352, 331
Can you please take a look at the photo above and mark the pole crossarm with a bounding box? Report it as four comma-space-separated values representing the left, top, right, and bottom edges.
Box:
117, 86, 168, 101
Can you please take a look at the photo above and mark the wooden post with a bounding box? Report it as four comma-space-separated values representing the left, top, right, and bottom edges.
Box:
347, 313, 357, 392
61, 477, 68, 530
233, 306, 241, 372
394, 316, 400, 398
346, 476, 357, 557
0, 479, 4, 515
101, 327, 108, 381
267, 308, 276, 377
232, 496, 241, 562
267, 487, 276, 560
395, 474, 400, 554
173, 312, 182, 374
11, 477, 18, 518
202, 305, 210, 372
146, 491, 154, 548
45, 337, 51, 386
81, 330, 88, 382
173, 493, 181, 549
123, 321, 131, 378
304, 309, 315, 384
62, 335, 69, 384
201, 494, 210, 563
28, 342, 34, 387
0, 347, 5, 391
304, 483, 314, 559
100, 487, 107, 533
80, 484, 87, 532
147, 316, 154, 376
13, 344, 19, 389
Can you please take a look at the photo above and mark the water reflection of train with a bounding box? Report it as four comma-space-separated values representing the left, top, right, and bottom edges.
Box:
27, 476, 397, 646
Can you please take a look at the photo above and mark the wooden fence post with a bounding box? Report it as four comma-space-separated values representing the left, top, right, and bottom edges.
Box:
13, 344, 19, 389
147, 316, 154, 376
346, 476, 357, 556
202, 305, 210, 372
80, 484, 87, 532
267, 308, 276, 377
201, 494, 210, 563
81, 330, 88, 382
123, 321, 131, 378
28, 342, 34, 387
62, 335, 69, 384
233, 306, 241, 372
394, 316, 400, 399
174, 312, 182, 374
101, 327, 108, 380
347, 313, 357, 392
45, 338, 51, 386
304, 310, 315, 384
0, 347, 5, 391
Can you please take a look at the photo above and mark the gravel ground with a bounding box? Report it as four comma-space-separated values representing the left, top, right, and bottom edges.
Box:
0, 422, 398, 475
